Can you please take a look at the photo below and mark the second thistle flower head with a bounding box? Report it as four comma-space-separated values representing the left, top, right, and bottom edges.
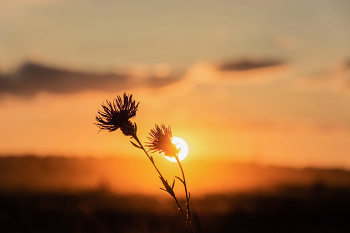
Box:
95, 93, 139, 136
146, 124, 180, 158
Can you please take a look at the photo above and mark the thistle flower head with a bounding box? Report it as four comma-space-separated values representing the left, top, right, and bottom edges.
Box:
95, 93, 139, 136
146, 124, 180, 158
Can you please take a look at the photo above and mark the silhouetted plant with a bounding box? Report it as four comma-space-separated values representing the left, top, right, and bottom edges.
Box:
95, 93, 194, 233
95, 93, 138, 135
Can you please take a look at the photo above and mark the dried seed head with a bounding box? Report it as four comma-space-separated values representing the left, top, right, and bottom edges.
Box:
95, 93, 139, 136
146, 124, 179, 158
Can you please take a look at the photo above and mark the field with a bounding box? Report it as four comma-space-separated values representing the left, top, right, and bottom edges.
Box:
0, 156, 350, 233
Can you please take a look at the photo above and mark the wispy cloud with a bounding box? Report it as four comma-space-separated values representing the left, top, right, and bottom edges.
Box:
184, 58, 290, 86
219, 59, 285, 72
0, 58, 290, 99
232, 118, 346, 134
295, 60, 350, 94
0, 62, 129, 97
0, 62, 183, 99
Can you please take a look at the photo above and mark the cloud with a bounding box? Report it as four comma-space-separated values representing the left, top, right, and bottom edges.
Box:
0, 58, 290, 100
295, 60, 350, 94
184, 58, 290, 86
219, 59, 285, 71
0, 62, 130, 97
145, 76, 183, 89
143, 57, 291, 101
232, 119, 346, 134
0, 62, 183, 99
135, 58, 290, 102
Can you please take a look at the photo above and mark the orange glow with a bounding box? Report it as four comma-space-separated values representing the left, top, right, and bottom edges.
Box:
2, 156, 350, 196
1, 89, 350, 170
163, 137, 188, 162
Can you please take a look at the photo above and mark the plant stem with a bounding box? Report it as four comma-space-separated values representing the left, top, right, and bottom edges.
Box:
176, 156, 194, 233
133, 134, 162, 176
132, 134, 188, 227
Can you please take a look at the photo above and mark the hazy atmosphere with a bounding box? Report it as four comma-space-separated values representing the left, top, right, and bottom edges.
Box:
1, 1, 350, 232
1, 0, 350, 168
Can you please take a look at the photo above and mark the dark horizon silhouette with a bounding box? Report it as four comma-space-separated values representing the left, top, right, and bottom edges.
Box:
0, 155, 350, 233
1, 155, 350, 194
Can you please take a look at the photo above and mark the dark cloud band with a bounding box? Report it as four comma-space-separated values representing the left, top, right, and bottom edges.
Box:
0, 62, 181, 98
219, 59, 285, 71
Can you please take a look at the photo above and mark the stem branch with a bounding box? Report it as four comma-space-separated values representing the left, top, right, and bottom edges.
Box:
176, 156, 194, 233
132, 134, 189, 229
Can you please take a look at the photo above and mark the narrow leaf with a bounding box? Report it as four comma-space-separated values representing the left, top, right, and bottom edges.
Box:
159, 176, 167, 187
175, 176, 185, 185
171, 179, 175, 189
159, 176, 175, 197
130, 141, 141, 149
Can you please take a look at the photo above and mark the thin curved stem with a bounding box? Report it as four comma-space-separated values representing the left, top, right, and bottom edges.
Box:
133, 134, 162, 176
176, 156, 194, 233
132, 134, 188, 225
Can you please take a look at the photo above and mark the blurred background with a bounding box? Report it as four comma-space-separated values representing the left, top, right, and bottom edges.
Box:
1, 0, 350, 232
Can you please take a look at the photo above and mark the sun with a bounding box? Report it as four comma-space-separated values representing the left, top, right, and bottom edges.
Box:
163, 137, 188, 162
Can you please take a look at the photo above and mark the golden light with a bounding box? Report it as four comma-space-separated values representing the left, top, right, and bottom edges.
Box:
163, 137, 188, 162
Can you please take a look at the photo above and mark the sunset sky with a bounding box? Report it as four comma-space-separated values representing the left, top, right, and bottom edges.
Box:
1, 0, 350, 169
